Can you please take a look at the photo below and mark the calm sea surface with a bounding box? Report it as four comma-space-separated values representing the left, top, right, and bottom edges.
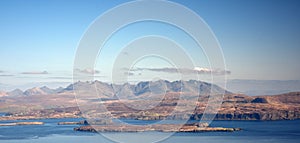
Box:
0, 118, 299, 143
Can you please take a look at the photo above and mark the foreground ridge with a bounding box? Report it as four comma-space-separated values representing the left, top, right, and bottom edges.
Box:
0, 80, 299, 121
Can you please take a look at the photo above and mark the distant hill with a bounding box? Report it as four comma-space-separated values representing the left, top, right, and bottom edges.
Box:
24, 86, 54, 96
2, 86, 66, 97
0, 90, 7, 97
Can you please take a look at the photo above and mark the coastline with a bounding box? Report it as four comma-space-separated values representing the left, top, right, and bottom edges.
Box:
1, 115, 300, 122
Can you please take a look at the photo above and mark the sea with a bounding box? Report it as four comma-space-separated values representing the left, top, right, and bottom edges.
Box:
0, 118, 299, 143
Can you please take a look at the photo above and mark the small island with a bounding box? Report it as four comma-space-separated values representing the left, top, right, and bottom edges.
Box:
74, 122, 241, 133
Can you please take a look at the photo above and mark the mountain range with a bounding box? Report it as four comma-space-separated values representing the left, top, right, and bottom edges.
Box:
0, 80, 228, 98
2, 79, 300, 96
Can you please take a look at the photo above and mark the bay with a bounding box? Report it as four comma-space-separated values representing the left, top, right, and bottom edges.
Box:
0, 118, 299, 143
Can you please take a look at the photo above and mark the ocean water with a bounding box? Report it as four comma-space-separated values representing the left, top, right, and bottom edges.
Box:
0, 113, 7, 117
0, 118, 299, 143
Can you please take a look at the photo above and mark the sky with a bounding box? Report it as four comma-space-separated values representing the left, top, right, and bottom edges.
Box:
0, 0, 300, 90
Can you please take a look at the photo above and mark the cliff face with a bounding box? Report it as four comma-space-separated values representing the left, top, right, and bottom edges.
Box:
195, 92, 300, 120
106, 92, 300, 121
192, 111, 300, 120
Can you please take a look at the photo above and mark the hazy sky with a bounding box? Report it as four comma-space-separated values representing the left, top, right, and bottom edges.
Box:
0, 0, 300, 89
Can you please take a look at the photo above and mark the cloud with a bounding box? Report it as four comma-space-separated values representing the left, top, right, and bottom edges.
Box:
122, 52, 129, 56
193, 67, 231, 75
21, 71, 49, 75
123, 67, 231, 75
124, 71, 135, 76
0, 70, 14, 76
47, 76, 73, 80
0, 74, 14, 77
75, 68, 100, 75
142, 67, 179, 73
93, 75, 106, 78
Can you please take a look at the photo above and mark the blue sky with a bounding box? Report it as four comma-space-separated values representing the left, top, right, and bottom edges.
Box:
0, 0, 300, 90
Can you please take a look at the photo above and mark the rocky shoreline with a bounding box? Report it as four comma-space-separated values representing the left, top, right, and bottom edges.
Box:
0, 122, 44, 126
57, 120, 88, 125
1, 111, 299, 121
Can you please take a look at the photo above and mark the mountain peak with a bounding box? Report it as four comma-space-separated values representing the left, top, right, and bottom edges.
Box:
8, 89, 24, 97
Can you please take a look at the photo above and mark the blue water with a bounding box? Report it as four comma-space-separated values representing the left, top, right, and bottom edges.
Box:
0, 118, 299, 143
0, 113, 7, 117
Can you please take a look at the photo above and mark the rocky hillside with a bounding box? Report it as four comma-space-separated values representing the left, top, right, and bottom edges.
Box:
206, 92, 300, 120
